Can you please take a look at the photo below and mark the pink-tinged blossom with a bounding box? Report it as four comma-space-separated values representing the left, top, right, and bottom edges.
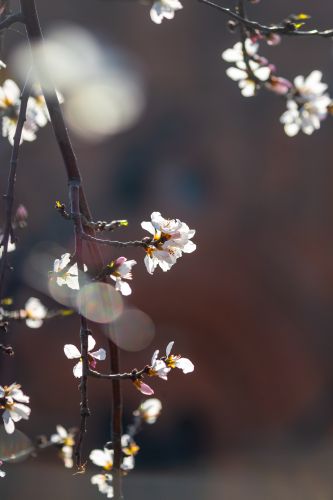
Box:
142, 212, 196, 274
15, 204, 28, 227
150, 0, 183, 24
266, 76, 292, 96
266, 33, 281, 46
165, 341, 194, 374
64, 335, 106, 378
109, 257, 137, 296
280, 70, 331, 136
53, 253, 87, 290
133, 379, 154, 396
0, 383, 31, 434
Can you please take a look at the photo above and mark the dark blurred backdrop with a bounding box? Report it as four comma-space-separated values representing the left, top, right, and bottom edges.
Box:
3, 1, 333, 499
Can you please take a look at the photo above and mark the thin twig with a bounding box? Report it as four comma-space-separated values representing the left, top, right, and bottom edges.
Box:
88, 366, 149, 380
81, 232, 150, 249
108, 336, 122, 499
70, 181, 91, 470
0, 73, 31, 300
198, 0, 333, 38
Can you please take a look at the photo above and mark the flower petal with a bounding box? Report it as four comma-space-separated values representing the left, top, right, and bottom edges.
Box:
73, 361, 83, 378
87, 335, 96, 352
64, 344, 81, 359
91, 348, 106, 361
166, 341, 174, 357
3, 411, 15, 434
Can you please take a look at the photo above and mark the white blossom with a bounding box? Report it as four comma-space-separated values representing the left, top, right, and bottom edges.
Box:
90, 446, 132, 472
121, 434, 140, 456
280, 70, 331, 137
226, 60, 271, 97
91, 474, 114, 498
150, 0, 182, 24
222, 40, 258, 64
0, 236, 15, 258
64, 335, 106, 378
53, 253, 87, 290
148, 349, 170, 380
165, 341, 194, 373
222, 40, 271, 97
90, 447, 114, 470
0, 80, 40, 145
142, 212, 196, 274
22, 297, 47, 329
134, 398, 162, 424
121, 455, 135, 471
110, 257, 137, 296
50, 425, 75, 468
0, 383, 31, 434
29, 85, 64, 128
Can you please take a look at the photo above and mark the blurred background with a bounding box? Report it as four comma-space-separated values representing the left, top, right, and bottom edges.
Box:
2, 0, 333, 498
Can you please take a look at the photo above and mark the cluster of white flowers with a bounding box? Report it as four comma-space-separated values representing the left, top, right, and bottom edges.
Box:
134, 341, 194, 395
222, 39, 272, 97
50, 425, 76, 468
142, 212, 196, 274
90, 400, 162, 496
20, 297, 47, 329
150, 0, 183, 24
0, 75, 54, 145
222, 36, 332, 136
64, 335, 106, 378
280, 70, 331, 137
90, 438, 136, 498
0, 383, 31, 434
51, 213, 195, 297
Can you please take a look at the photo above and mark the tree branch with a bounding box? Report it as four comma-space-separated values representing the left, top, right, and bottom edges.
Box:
20, 1, 124, 492
0, 73, 31, 300
198, 0, 333, 38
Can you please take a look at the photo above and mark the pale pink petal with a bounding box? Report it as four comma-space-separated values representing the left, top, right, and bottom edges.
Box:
91, 348, 106, 361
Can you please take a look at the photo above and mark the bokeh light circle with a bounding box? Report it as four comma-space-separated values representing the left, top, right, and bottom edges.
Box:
107, 308, 155, 352
76, 282, 123, 324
